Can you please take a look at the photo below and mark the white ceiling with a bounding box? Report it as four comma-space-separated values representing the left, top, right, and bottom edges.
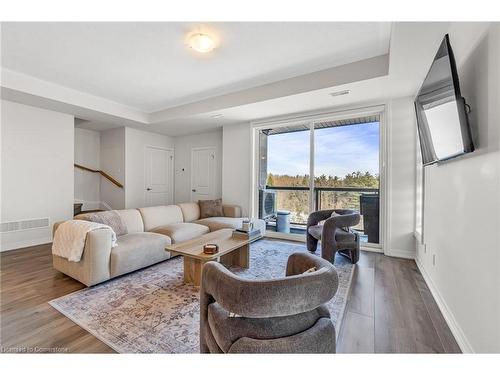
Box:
1, 22, 391, 112
1, 22, 477, 137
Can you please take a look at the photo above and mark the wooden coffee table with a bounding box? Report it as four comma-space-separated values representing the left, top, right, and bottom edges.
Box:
165, 228, 262, 286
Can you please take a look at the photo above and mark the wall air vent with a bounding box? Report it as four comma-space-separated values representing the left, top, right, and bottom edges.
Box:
0, 218, 50, 233
329, 90, 350, 97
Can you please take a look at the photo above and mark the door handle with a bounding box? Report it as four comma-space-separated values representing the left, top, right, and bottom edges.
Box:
146, 187, 152, 191
192, 189, 196, 192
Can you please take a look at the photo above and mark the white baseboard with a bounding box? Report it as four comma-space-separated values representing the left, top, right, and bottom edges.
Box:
361, 246, 383, 253
264, 231, 305, 242
263, 234, 385, 254
415, 257, 474, 353
385, 248, 416, 259
0, 235, 52, 252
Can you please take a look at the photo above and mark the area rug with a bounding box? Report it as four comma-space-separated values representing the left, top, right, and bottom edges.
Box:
49, 239, 354, 353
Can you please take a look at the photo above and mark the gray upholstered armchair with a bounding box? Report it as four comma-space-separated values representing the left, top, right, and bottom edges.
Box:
200, 252, 339, 353
307, 209, 361, 264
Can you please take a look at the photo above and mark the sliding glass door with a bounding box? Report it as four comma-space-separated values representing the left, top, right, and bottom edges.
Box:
257, 113, 382, 247
264, 125, 311, 232
313, 119, 380, 245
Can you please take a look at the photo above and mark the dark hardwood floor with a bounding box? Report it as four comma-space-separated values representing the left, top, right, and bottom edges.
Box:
0, 243, 461, 353
1, 243, 113, 353
337, 251, 461, 353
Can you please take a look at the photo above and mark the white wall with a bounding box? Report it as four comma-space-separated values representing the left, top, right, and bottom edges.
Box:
74, 126, 175, 210
386, 97, 417, 257
222, 123, 251, 216
174, 130, 223, 204
125, 127, 174, 208
74, 127, 101, 210
416, 23, 500, 353
1, 100, 74, 251
100, 127, 126, 210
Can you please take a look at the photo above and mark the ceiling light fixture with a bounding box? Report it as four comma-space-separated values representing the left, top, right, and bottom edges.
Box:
329, 90, 350, 97
188, 33, 216, 53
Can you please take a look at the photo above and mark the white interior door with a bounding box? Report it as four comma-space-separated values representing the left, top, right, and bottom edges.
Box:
191, 147, 216, 202
145, 146, 174, 206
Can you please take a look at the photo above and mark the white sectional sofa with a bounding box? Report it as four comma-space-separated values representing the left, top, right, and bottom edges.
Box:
53, 202, 265, 286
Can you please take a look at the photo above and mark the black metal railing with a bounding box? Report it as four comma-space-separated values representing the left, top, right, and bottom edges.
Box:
265, 185, 378, 225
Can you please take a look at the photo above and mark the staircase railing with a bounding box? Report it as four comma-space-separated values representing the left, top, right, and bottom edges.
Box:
74, 163, 123, 188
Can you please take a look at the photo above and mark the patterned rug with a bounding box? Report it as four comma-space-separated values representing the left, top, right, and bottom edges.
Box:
49, 239, 354, 353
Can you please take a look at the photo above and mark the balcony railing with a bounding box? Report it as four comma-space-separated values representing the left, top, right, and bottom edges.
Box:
265, 185, 380, 242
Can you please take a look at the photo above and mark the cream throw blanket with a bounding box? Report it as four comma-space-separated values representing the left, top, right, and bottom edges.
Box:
52, 219, 117, 262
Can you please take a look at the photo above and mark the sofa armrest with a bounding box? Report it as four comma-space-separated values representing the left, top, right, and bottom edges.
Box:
223, 204, 242, 218
52, 228, 112, 286
52, 220, 65, 237
307, 210, 335, 227
323, 211, 360, 231
285, 252, 335, 277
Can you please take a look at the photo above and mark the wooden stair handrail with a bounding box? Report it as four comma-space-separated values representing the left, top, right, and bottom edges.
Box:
74, 163, 124, 188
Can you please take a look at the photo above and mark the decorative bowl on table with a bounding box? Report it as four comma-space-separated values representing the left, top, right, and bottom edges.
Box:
203, 244, 219, 255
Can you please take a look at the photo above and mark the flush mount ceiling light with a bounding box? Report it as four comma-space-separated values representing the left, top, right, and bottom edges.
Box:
188, 33, 216, 53
329, 90, 351, 97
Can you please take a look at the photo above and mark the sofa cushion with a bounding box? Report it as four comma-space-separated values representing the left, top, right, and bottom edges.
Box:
208, 302, 330, 353
76, 210, 128, 236
308, 225, 355, 242
110, 232, 172, 277
178, 202, 201, 222
194, 217, 266, 234
194, 217, 245, 232
138, 205, 184, 231
152, 222, 209, 244
307, 225, 322, 240
318, 212, 349, 231
222, 204, 242, 218
199, 198, 224, 219
115, 209, 144, 233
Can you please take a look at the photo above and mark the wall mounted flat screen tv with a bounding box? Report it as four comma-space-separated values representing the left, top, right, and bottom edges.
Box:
414, 34, 474, 166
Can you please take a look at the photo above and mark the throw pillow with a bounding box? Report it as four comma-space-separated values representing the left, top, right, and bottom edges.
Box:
318, 211, 350, 231
78, 210, 128, 236
303, 267, 317, 274
318, 211, 339, 226
199, 198, 224, 219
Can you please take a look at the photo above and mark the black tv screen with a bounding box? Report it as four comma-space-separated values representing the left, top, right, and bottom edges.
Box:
414, 34, 474, 165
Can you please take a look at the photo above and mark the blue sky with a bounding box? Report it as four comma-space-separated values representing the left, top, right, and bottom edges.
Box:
267, 122, 379, 177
